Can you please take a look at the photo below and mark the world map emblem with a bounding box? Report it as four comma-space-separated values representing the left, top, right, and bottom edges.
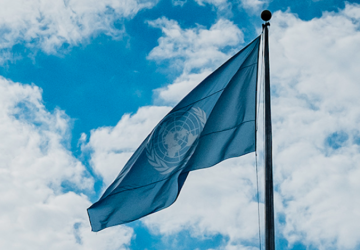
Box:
146, 107, 207, 175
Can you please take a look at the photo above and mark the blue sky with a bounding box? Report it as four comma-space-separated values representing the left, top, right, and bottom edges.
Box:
1, 0, 360, 249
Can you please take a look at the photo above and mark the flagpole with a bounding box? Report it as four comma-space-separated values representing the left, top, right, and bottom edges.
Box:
261, 10, 275, 250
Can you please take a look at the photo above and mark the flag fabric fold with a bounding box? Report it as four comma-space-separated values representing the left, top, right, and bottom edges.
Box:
88, 36, 261, 232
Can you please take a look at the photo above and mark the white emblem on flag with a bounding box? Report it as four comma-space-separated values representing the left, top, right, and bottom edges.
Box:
146, 107, 206, 174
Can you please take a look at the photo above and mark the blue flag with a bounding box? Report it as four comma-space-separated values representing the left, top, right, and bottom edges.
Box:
88, 36, 260, 232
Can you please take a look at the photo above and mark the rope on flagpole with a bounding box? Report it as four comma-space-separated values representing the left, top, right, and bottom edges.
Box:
255, 27, 266, 250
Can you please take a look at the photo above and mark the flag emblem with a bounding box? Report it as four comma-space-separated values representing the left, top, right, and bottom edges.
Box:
146, 107, 207, 174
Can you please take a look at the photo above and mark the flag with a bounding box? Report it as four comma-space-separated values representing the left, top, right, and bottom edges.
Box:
87, 36, 261, 232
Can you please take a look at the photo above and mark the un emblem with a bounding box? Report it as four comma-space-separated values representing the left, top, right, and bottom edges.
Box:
146, 107, 207, 175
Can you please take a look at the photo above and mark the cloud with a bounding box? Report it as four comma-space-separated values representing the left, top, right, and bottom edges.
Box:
84, 106, 171, 187
0, 0, 158, 60
194, 0, 269, 15
147, 17, 244, 104
195, 0, 229, 9
172, 0, 187, 7
154, 70, 213, 105
0, 77, 133, 249
269, 4, 360, 249
194, 0, 233, 15
238, 0, 268, 13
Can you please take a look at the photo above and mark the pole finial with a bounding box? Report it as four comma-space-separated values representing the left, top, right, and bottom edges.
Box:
261, 10, 272, 22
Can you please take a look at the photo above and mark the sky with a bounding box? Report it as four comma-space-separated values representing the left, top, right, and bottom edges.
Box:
1, 0, 360, 249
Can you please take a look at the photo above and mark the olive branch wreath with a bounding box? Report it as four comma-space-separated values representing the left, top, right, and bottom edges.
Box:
146, 107, 207, 175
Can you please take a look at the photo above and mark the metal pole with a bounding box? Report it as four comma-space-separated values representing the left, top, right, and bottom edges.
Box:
261, 10, 275, 250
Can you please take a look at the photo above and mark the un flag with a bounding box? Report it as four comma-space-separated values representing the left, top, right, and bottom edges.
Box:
88, 36, 260, 232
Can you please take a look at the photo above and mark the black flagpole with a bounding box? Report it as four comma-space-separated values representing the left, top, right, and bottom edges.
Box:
261, 10, 275, 250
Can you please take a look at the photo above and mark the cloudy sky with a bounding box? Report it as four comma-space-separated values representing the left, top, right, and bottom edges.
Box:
1, 0, 360, 249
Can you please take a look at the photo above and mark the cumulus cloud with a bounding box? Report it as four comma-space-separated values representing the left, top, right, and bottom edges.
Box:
172, 0, 187, 7
238, 0, 268, 13
270, 4, 360, 249
194, 0, 268, 15
0, 77, 133, 249
0, 0, 157, 61
84, 106, 171, 187
154, 70, 213, 105
147, 17, 244, 104
195, 0, 229, 9
194, 0, 234, 16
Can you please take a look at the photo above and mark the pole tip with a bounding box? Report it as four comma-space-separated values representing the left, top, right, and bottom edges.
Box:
261, 10, 272, 22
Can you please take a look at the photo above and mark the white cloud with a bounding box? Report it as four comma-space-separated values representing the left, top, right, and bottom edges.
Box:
269, 4, 360, 249
172, 0, 187, 7
154, 70, 213, 105
194, 0, 232, 15
195, 0, 228, 8
0, 77, 133, 249
148, 17, 243, 71
0, 0, 157, 60
84, 106, 171, 186
195, 0, 227, 5
194, 0, 268, 15
148, 17, 244, 104
239, 0, 268, 13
